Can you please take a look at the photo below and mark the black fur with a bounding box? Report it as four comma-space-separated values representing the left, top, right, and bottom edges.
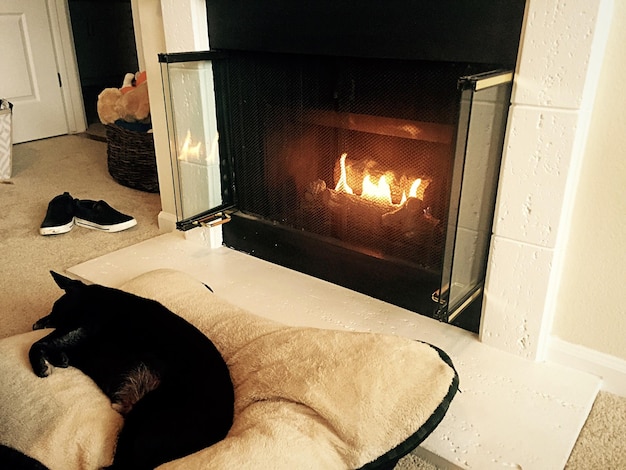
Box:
0, 445, 48, 470
29, 272, 234, 470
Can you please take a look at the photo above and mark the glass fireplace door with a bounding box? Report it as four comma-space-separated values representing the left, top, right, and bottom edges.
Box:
160, 50, 512, 323
440, 71, 513, 320
160, 52, 234, 225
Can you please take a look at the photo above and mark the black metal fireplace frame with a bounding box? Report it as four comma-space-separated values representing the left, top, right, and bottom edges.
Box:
159, 1, 525, 327
205, 0, 526, 66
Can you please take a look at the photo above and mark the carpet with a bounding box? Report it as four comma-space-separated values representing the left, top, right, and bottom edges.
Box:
0, 134, 624, 469
0, 134, 162, 338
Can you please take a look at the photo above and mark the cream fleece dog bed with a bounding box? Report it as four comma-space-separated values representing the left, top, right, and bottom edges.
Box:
0, 269, 458, 470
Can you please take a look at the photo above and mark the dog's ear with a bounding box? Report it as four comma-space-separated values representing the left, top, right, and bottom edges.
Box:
50, 271, 85, 292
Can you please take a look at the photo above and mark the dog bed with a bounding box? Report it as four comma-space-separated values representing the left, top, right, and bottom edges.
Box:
0, 269, 458, 469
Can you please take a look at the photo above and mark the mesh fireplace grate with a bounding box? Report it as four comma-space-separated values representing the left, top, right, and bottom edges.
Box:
218, 54, 492, 272
160, 50, 512, 321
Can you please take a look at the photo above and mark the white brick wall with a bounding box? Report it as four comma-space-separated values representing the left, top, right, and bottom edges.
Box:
480, 0, 613, 359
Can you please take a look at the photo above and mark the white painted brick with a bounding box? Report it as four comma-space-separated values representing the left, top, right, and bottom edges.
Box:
480, 236, 554, 359
493, 105, 578, 248
513, 0, 601, 109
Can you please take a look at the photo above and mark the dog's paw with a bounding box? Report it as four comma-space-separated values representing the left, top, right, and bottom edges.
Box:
29, 347, 53, 377
48, 350, 69, 368
29, 347, 68, 377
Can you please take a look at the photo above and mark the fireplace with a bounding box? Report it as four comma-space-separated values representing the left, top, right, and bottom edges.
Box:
158, 1, 525, 327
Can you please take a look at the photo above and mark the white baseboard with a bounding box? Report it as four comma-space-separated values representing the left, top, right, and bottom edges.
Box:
547, 336, 626, 397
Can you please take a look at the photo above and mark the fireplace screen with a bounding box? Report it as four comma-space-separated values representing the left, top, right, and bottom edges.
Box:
160, 50, 512, 323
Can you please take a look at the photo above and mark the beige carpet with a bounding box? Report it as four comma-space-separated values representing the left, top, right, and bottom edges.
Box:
0, 134, 162, 338
1, 134, 624, 469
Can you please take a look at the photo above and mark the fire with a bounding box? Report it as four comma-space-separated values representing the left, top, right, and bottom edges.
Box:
362, 174, 393, 205
179, 130, 203, 162
335, 152, 422, 206
334, 153, 354, 194
399, 178, 423, 205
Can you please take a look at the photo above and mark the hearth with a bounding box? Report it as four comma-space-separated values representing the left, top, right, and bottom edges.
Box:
159, 1, 525, 326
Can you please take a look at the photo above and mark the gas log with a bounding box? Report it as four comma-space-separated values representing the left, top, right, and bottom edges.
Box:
381, 197, 424, 231
303, 179, 438, 241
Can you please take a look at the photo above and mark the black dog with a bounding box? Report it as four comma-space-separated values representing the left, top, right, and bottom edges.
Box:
29, 272, 234, 470
0, 445, 48, 470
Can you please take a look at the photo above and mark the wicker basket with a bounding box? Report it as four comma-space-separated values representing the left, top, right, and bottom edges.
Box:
106, 124, 159, 193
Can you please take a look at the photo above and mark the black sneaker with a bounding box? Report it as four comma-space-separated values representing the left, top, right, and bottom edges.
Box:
74, 199, 137, 233
40, 192, 75, 235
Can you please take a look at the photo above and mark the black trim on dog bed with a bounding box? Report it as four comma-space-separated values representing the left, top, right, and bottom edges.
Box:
358, 344, 460, 470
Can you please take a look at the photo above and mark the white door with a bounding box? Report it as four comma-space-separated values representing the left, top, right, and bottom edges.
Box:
0, 0, 68, 143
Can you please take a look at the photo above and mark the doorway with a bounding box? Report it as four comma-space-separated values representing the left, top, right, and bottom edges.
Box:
67, 0, 139, 136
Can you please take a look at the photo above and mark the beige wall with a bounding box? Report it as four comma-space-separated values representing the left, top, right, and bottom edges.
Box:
551, 2, 626, 358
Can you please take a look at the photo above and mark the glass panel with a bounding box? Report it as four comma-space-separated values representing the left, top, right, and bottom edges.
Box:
160, 57, 224, 222
435, 86, 473, 320
447, 72, 512, 317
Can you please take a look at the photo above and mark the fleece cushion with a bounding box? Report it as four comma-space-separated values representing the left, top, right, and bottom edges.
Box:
0, 269, 458, 470
0, 330, 122, 469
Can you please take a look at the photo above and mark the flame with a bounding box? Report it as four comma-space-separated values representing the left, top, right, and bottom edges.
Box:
362, 174, 393, 205
336, 152, 422, 206
399, 178, 422, 205
334, 153, 353, 194
179, 130, 203, 162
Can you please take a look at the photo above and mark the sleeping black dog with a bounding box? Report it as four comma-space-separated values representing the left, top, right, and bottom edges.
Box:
28, 272, 234, 470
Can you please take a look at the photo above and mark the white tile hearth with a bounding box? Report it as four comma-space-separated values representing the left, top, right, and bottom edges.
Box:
68, 230, 600, 469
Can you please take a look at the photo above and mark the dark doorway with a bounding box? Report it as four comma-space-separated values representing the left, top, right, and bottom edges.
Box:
68, 0, 139, 128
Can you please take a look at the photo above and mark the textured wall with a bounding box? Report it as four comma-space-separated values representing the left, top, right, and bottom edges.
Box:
481, 0, 613, 359
551, 1, 626, 358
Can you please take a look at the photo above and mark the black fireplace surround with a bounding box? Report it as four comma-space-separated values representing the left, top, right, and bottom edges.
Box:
159, 1, 526, 328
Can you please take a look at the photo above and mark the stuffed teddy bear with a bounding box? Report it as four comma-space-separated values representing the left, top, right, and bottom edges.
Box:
97, 71, 150, 125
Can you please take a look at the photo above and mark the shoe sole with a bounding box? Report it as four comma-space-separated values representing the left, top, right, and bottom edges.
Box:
75, 217, 137, 233
40, 219, 74, 236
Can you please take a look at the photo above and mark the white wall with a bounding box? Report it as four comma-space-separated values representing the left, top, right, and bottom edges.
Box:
480, 0, 612, 361
551, 2, 626, 359
135, 0, 209, 232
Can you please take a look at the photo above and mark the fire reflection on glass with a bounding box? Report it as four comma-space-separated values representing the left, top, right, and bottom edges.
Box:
178, 130, 219, 165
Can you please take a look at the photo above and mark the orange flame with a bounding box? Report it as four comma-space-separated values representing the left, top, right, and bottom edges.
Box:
362, 174, 393, 205
334, 153, 354, 194
399, 178, 422, 205
336, 152, 422, 206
